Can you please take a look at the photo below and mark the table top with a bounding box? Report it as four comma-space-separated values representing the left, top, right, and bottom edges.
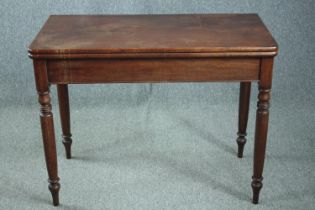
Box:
29, 14, 278, 58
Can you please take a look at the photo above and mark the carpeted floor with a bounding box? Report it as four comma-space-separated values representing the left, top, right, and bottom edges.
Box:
0, 84, 314, 210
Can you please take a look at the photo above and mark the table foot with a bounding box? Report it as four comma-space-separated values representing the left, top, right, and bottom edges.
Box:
49, 179, 60, 206
62, 135, 72, 159
236, 133, 246, 158
251, 177, 263, 204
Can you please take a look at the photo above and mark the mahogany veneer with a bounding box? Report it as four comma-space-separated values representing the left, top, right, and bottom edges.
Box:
28, 14, 278, 206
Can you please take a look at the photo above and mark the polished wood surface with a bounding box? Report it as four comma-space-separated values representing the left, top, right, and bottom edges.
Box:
252, 58, 274, 204
29, 14, 277, 59
29, 14, 277, 206
47, 58, 260, 84
33, 60, 60, 206
57, 84, 72, 159
236, 82, 251, 158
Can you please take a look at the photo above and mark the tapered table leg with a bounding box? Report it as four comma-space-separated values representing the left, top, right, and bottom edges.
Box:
252, 58, 274, 204
33, 60, 60, 206
236, 82, 251, 158
57, 84, 72, 159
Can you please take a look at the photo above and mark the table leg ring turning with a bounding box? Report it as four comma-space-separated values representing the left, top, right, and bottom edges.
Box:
48, 178, 60, 206
251, 176, 263, 204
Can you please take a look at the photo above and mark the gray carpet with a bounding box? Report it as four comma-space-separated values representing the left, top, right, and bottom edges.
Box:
0, 84, 314, 210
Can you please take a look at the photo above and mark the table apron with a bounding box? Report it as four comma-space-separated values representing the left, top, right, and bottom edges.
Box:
46, 58, 260, 84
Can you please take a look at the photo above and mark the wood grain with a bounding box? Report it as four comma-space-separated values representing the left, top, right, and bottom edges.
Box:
252, 57, 274, 204
33, 60, 60, 206
57, 84, 72, 159
47, 58, 260, 83
236, 82, 251, 158
29, 14, 278, 59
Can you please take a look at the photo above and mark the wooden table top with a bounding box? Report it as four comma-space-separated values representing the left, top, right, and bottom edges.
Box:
29, 14, 278, 58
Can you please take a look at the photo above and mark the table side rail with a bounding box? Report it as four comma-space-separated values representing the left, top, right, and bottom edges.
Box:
46, 58, 260, 83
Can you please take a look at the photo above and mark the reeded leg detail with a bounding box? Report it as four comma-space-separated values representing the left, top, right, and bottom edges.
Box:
34, 60, 60, 206
236, 82, 251, 158
57, 84, 73, 159
251, 58, 273, 204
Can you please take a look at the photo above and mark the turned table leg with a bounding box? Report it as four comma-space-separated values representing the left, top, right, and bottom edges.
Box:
236, 82, 251, 158
57, 84, 72, 159
33, 60, 60, 206
252, 58, 274, 204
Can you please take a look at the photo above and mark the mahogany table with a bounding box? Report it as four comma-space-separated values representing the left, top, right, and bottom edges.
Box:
28, 14, 278, 206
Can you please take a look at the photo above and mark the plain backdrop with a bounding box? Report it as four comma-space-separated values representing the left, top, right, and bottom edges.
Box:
0, 1, 314, 210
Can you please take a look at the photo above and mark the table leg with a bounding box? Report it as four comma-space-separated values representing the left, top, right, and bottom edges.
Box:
33, 60, 60, 206
57, 84, 72, 159
252, 58, 273, 204
236, 82, 251, 158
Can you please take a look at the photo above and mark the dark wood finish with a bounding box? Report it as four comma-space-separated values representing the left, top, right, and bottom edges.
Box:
47, 58, 260, 84
28, 14, 278, 206
33, 60, 60, 206
252, 58, 274, 204
236, 82, 251, 158
57, 84, 72, 159
28, 14, 277, 59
